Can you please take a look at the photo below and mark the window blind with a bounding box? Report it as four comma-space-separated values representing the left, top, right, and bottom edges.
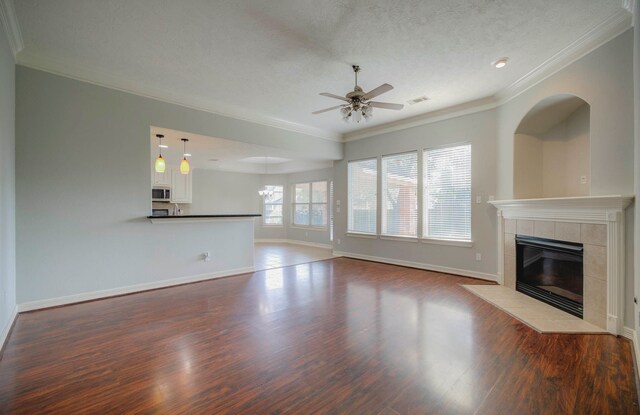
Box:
423, 144, 471, 240
382, 152, 417, 237
348, 158, 377, 234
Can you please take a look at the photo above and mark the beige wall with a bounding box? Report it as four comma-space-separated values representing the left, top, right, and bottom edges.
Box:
513, 133, 543, 198
514, 104, 590, 199
540, 104, 590, 197
497, 29, 634, 199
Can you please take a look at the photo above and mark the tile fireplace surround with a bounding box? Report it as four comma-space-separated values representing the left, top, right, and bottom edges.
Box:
489, 196, 634, 335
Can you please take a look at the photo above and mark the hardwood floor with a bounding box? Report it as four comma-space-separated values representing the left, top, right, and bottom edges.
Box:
0, 258, 637, 414
254, 242, 334, 271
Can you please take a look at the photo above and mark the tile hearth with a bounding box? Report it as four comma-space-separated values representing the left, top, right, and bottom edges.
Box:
463, 284, 606, 334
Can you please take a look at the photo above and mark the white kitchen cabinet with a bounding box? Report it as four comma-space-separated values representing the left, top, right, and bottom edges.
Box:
170, 169, 192, 203
153, 169, 171, 187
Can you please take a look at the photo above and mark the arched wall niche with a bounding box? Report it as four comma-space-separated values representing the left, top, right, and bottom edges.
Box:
513, 94, 590, 199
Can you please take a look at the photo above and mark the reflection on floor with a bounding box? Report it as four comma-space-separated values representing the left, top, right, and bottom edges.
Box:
254, 242, 335, 271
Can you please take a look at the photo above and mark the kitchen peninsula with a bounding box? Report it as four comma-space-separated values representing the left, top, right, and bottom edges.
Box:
147, 214, 261, 222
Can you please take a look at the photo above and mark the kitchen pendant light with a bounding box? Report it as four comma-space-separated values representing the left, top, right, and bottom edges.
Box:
180, 138, 190, 174
154, 134, 166, 173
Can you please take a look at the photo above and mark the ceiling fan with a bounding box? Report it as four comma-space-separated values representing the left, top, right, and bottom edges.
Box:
313, 65, 404, 123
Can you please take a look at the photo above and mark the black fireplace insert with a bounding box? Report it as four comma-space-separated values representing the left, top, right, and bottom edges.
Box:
515, 235, 584, 318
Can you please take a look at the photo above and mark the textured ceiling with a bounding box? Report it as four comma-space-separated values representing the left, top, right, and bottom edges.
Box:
15, 0, 624, 137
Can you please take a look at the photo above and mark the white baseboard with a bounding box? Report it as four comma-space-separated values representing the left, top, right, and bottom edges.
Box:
255, 238, 333, 250
1, 305, 18, 353
333, 251, 497, 282
622, 326, 640, 375
17, 266, 254, 313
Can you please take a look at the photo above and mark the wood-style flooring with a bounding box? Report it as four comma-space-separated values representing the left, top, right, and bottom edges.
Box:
0, 258, 637, 414
254, 242, 334, 271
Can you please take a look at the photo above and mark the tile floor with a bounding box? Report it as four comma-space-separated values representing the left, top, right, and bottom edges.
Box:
254, 242, 335, 271
462, 284, 607, 334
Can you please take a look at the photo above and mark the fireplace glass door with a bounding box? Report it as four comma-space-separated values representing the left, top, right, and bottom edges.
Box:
516, 235, 584, 318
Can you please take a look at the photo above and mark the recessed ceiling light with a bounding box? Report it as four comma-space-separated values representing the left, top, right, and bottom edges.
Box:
159, 144, 168, 148
492, 57, 509, 68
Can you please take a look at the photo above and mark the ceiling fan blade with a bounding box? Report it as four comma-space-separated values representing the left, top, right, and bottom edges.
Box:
312, 105, 344, 115
363, 83, 393, 100
369, 101, 404, 110
319, 92, 350, 102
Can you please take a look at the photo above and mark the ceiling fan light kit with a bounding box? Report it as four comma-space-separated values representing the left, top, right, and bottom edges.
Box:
313, 65, 404, 123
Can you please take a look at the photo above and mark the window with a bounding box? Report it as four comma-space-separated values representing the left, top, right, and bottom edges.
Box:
262, 185, 284, 225
423, 144, 471, 241
293, 181, 328, 227
348, 158, 377, 234
382, 152, 418, 237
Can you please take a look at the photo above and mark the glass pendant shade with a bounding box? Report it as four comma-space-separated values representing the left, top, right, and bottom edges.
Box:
155, 155, 166, 173
363, 106, 373, 119
353, 109, 362, 123
155, 133, 166, 173
180, 158, 190, 174
179, 138, 190, 174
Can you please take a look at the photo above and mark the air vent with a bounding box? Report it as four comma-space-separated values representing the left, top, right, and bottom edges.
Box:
407, 95, 429, 105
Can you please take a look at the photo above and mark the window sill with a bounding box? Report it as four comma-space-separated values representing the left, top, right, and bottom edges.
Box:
380, 235, 419, 242
262, 224, 284, 228
289, 225, 328, 231
421, 238, 473, 248
346, 232, 378, 239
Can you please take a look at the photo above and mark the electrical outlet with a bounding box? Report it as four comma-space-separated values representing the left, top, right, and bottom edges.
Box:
580, 175, 587, 185
475, 253, 482, 261
488, 195, 495, 202
336, 200, 341, 206
476, 196, 482, 204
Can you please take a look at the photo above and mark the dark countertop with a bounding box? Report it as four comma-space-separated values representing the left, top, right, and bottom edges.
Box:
147, 214, 262, 219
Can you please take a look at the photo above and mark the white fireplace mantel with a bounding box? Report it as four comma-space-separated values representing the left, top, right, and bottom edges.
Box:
489, 195, 634, 222
488, 195, 634, 335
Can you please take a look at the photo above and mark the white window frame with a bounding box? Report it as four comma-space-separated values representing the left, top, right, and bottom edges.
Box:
291, 181, 329, 229
262, 185, 284, 226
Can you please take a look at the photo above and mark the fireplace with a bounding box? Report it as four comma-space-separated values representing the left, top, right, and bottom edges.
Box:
516, 235, 584, 318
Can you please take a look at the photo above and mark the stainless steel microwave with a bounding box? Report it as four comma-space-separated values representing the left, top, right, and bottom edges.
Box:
152, 187, 170, 202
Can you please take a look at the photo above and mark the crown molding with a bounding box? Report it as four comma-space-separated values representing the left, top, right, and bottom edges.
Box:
343, 97, 498, 141
343, 8, 633, 142
621, 0, 636, 14
0, 0, 23, 59
495, 8, 632, 104
12, 6, 633, 144
16, 51, 342, 142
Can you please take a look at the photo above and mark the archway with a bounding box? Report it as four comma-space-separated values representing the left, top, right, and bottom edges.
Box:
513, 94, 590, 199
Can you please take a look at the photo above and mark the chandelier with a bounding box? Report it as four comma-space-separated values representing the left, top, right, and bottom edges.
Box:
258, 154, 274, 198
